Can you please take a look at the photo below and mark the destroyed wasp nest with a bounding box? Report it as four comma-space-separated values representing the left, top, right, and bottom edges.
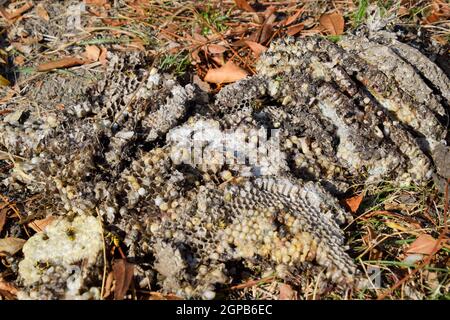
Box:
0, 28, 449, 299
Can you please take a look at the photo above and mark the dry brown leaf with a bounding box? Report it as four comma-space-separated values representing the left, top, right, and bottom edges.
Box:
279, 283, 297, 300
234, 0, 255, 12
286, 23, 305, 36
191, 48, 201, 63
28, 216, 57, 233
0, 209, 7, 234
210, 54, 225, 67
263, 6, 277, 19
99, 47, 108, 65
424, 13, 440, 24
112, 259, 134, 300
102, 271, 114, 299
259, 23, 273, 44
192, 33, 208, 44
208, 44, 227, 54
204, 61, 248, 84
13, 55, 25, 66
244, 40, 267, 58
0, 75, 10, 87
0, 237, 26, 256
0, 1, 33, 20
37, 57, 85, 72
343, 193, 363, 214
319, 12, 345, 36
83, 45, 101, 62
406, 234, 442, 255
283, 8, 304, 26
0, 279, 18, 297
397, 6, 409, 17
36, 4, 49, 21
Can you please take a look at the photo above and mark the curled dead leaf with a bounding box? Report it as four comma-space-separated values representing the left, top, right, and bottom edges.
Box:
204, 61, 248, 84
286, 23, 305, 36
28, 215, 57, 233
234, 0, 255, 12
0, 75, 10, 87
99, 47, 108, 65
283, 8, 304, 26
319, 12, 345, 36
0, 237, 26, 256
37, 57, 86, 72
343, 193, 363, 214
0, 1, 33, 20
13, 55, 25, 66
0, 209, 7, 233
112, 259, 134, 300
279, 283, 297, 300
208, 44, 228, 54
102, 271, 114, 299
244, 40, 267, 58
0, 279, 18, 298
406, 234, 442, 255
36, 4, 49, 21
83, 45, 101, 62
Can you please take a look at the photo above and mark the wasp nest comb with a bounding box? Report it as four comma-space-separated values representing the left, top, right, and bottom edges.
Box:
0, 28, 448, 299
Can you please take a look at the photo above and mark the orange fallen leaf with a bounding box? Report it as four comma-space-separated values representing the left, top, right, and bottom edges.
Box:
112, 259, 134, 300
406, 234, 442, 255
286, 23, 305, 36
234, 0, 255, 12
283, 8, 304, 26
244, 40, 267, 58
37, 57, 85, 72
36, 4, 49, 21
259, 22, 274, 44
208, 44, 228, 54
0, 279, 18, 297
343, 193, 363, 214
83, 45, 101, 62
279, 283, 297, 300
0, 209, 6, 233
319, 12, 345, 36
424, 13, 440, 24
99, 47, 108, 65
397, 6, 409, 17
0, 237, 26, 256
204, 61, 248, 84
13, 55, 25, 66
102, 271, 114, 299
28, 216, 57, 233
0, 1, 33, 20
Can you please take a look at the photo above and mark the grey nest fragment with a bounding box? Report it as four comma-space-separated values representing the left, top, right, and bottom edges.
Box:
0, 28, 448, 299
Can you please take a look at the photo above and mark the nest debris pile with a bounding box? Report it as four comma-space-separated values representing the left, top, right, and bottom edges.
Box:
0, 28, 449, 299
